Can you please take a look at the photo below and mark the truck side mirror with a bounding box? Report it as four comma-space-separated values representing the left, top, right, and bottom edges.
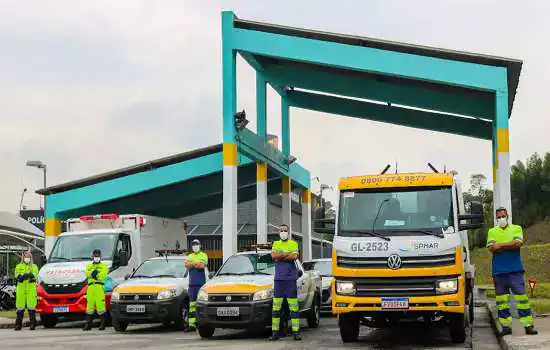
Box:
458, 201, 485, 231
40, 255, 47, 266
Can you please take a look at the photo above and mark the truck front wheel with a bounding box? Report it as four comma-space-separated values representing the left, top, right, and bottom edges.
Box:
338, 313, 360, 343
41, 314, 57, 328
449, 313, 467, 343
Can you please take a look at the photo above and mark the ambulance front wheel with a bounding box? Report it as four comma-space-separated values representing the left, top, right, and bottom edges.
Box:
41, 314, 57, 328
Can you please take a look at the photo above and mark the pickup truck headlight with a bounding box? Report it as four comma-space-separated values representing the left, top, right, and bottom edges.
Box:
436, 278, 458, 294
111, 291, 120, 301
157, 288, 177, 300
197, 290, 208, 302
253, 288, 273, 301
336, 281, 356, 295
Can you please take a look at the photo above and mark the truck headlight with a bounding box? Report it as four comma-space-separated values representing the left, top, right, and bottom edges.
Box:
197, 290, 208, 302
157, 288, 177, 300
253, 289, 273, 301
436, 278, 458, 294
336, 281, 356, 295
111, 291, 120, 301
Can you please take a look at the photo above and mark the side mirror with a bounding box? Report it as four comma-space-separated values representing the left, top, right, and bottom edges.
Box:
458, 201, 485, 231
124, 274, 130, 280
208, 272, 215, 279
297, 270, 304, 278
119, 251, 129, 267
40, 255, 47, 266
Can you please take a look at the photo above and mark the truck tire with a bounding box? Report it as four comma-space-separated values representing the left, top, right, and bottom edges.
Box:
198, 325, 215, 338
338, 313, 360, 343
449, 313, 467, 343
41, 314, 57, 328
306, 293, 321, 329
468, 293, 475, 322
113, 319, 129, 332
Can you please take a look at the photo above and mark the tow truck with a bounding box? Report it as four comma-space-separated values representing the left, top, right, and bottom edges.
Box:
195, 244, 322, 338
326, 166, 484, 343
110, 249, 209, 331
36, 213, 186, 328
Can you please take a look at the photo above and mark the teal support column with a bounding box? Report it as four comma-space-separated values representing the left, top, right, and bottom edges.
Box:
222, 11, 238, 261
257, 74, 267, 138
256, 73, 268, 244
281, 96, 290, 156
493, 91, 512, 222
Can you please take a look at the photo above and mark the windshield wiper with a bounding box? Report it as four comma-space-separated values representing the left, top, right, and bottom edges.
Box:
151, 274, 177, 278
254, 271, 272, 275
217, 272, 254, 276
49, 257, 70, 261
405, 229, 444, 238
131, 275, 152, 279
340, 230, 391, 241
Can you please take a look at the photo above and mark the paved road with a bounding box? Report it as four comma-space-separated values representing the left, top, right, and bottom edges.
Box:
0, 308, 498, 349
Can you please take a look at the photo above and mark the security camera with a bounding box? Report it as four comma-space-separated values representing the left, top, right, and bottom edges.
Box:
286, 155, 297, 165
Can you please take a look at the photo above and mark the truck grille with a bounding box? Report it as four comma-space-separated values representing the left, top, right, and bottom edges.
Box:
208, 294, 252, 302
339, 276, 457, 297
41, 281, 85, 295
119, 293, 157, 301
337, 253, 455, 269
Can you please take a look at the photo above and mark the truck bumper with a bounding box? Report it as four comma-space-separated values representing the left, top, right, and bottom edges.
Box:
36, 284, 112, 316
196, 300, 273, 329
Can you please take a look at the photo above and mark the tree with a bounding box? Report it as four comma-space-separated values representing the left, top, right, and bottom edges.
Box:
325, 200, 335, 218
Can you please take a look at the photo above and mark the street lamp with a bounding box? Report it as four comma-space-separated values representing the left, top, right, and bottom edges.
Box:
26, 160, 47, 212
19, 188, 27, 212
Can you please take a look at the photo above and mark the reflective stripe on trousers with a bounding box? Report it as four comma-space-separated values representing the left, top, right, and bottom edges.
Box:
271, 297, 300, 333
189, 301, 197, 328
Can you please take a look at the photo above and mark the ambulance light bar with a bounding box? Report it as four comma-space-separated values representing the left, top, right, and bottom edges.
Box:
80, 214, 120, 221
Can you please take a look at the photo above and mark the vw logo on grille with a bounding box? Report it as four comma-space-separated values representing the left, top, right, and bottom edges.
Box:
387, 254, 402, 270
134, 295, 139, 301
225, 295, 232, 302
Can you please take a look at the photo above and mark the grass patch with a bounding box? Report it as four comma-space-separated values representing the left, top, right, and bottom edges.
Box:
0, 310, 17, 319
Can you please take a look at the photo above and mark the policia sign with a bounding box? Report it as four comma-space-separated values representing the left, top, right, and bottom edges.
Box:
19, 210, 67, 232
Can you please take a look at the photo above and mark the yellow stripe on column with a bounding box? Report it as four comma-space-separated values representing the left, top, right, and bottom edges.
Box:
493, 165, 497, 184
301, 189, 311, 203
223, 143, 238, 166
257, 162, 267, 182
45, 218, 62, 237
497, 128, 509, 153
282, 176, 291, 193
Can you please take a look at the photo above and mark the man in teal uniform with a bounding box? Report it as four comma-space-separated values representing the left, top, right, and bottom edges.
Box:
83, 249, 109, 331
185, 239, 208, 331
269, 224, 301, 341
487, 207, 537, 336
14, 251, 38, 331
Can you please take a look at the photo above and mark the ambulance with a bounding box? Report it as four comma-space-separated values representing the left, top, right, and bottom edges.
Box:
329, 169, 484, 343
36, 213, 186, 328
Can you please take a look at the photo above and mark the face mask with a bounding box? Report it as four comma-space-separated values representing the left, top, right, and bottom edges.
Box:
279, 231, 289, 241
497, 217, 508, 228
192, 245, 200, 253
93, 257, 101, 263
23, 257, 31, 264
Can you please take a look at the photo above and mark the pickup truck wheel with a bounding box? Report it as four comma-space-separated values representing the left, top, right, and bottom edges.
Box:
198, 325, 215, 338
113, 319, 129, 332
339, 313, 360, 343
306, 294, 321, 328
41, 314, 57, 329
449, 313, 467, 343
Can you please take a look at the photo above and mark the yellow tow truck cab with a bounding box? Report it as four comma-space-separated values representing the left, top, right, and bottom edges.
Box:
331, 171, 484, 344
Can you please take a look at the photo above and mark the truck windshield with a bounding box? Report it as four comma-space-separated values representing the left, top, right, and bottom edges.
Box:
131, 259, 187, 279
216, 254, 275, 276
303, 260, 332, 277
338, 186, 453, 237
49, 232, 118, 262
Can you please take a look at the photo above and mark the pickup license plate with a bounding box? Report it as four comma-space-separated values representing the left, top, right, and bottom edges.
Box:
126, 305, 146, 313
53, 306, 69, 313
216, 307, 239, 317
381, 297, 409, 310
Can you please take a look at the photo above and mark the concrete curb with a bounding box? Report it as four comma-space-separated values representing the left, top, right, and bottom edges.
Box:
486, 303, 510, 350
0, 320, 42, 329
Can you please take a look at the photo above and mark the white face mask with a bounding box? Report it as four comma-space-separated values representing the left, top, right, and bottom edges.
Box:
192, 245, 200, 253
279, 231, 289, 241
93, 257, 101, 263
23, 257, 31, 264
497, 217, 508, 228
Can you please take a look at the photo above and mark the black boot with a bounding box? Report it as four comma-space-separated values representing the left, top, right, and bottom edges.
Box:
293, 332, 302, 341
499, 327, 512, 337
525, 326, 538, 335
268, 331, 280, 341
82, 315, 92, 331
29, 310, 36, 331
14, 310, 23, 331
98, 314, 106, 331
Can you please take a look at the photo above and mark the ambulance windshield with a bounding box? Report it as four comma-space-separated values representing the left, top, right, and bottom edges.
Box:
49, 232, 119, 262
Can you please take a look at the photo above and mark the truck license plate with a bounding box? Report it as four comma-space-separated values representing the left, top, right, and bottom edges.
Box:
53, 306, 69, 313
126, 305, 146, 313
381, 297, 409, 310
216, 307, 239, 317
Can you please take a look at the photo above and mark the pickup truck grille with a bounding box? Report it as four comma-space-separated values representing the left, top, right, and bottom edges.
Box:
339, 276, 457, 297
208, 294, 252, 302
41, 281, 85, 295
119, 293, 157, 301
337, 253, 455, 269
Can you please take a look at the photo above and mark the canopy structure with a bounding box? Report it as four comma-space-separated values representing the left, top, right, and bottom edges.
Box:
220, 11, 522, 259
0, 211, 44, 253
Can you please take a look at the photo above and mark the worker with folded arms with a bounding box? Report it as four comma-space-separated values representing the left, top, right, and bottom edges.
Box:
487, 206, 537, 336
83, 249, 108, 331
185, 239, 208, 332
14, 251, 38, 331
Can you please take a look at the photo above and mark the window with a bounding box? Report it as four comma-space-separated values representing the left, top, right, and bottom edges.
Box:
114, 234, 132, 266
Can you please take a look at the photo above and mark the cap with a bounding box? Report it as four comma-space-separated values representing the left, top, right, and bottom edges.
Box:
191, 239, 200, 245
495, 206, 508, 213
92, 249, 102, 256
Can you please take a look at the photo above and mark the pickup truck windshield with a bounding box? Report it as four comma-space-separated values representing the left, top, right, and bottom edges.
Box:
303, 260, 332, 277
338, 186, 453, 237
49, 232, 118, 262
132, 259, 187, 278
216, 254, 275, 276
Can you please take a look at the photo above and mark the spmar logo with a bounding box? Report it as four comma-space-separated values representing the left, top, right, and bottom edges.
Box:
46, 268, 84, 276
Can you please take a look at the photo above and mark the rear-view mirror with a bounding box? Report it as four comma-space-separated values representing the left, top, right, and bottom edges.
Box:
458, 201, 485, 231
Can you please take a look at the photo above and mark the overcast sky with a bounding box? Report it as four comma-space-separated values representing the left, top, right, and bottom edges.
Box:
1, 0, 549, 212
